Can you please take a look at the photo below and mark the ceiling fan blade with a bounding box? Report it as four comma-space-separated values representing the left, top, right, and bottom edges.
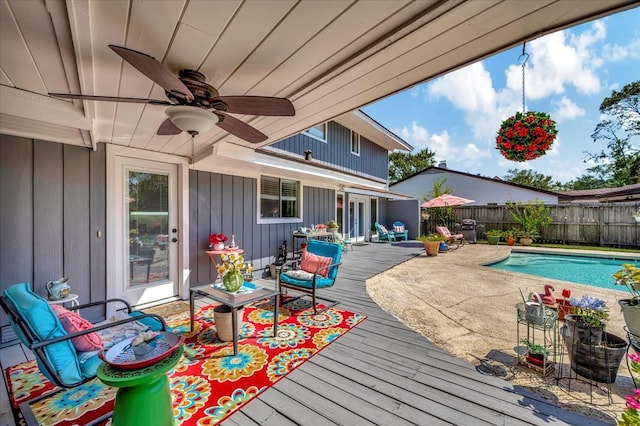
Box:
109, 45, 194, 101
211, 96, 295, 116
157, 118, 183, 135
49, 93, 172, 106
214, 112, 268, 143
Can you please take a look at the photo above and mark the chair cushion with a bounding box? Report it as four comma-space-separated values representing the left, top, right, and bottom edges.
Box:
284, 269, 315, 281
394, 225, 404, 233
50, 305, 103, 352
300, 251, 332, 277
380, 225, 389, 234
3, 283, 83, 385
280, 273, 335, 289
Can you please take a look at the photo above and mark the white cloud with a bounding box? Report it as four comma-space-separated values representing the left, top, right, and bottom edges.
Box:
395, 122, 459, 160
552, 97, 586, 122
427, 62, 496, 113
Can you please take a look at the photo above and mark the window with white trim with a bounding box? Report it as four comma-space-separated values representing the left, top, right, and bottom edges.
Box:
304, 123, 327, 142
350, 131, 360, 155
260, 176, 300, 219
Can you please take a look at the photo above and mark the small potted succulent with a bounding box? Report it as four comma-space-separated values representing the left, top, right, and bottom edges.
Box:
521, 338, 548, 367
326, 219, 339, 237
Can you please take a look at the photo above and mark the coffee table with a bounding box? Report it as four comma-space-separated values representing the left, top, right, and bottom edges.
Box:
189, 282, 280, 355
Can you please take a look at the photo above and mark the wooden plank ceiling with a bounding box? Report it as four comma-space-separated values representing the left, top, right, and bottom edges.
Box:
0, 0, 637, 160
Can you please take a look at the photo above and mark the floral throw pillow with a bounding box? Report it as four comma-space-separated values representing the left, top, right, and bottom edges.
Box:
51, 305, 103, 352
300, 251, 332, 277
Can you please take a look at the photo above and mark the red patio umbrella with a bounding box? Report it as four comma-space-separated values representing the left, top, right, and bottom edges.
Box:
420, 194, 475, 208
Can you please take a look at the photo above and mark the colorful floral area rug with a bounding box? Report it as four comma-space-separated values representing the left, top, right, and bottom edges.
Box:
6, 298, 366, 425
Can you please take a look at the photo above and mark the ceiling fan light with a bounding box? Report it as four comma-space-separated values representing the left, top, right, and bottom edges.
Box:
165, 105, 218, 134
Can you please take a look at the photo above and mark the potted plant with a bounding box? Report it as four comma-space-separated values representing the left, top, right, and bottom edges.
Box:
503, 229, 517, 246
633, 210, 640, 223
486, 229, 502, 245
521, 339, 548, 367
326, 219, 339, 237
505, 200, 552, 246
565, 295, 610, 346
496, 111, 557, 162
417, 234, 445, 256
614, 263, 640, 338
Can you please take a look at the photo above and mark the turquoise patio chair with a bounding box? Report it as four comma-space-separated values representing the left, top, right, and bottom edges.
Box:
392, 221, 409, 241
278, 239, 343, 314
375, 222, 396, 243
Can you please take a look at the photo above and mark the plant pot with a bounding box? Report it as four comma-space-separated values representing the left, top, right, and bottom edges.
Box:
526, 353, 546, 367
619, 299, 640, 338
562, 328, 627, 383
327, 226, 339, 237
423, 241, 439, 256
520, 237, 533, 246
634, 216, 640, 223
487, 235, 500, 245
214, 305, 244, 342
506, 238, 516, 246
556, 298, 574, 321
564, 314, 604, 346
269, 263, 283, 279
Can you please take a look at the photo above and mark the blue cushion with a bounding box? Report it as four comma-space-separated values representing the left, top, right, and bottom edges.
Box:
280, 274, 335, 289
3, 283, 84, 385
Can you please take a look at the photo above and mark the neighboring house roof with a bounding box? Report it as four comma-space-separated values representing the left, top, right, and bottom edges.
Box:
391, 166, 571, 201
333, 110, 412, 152
558, 183, 640, 203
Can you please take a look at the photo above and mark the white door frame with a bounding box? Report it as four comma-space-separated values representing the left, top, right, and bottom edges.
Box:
106, 145, 189, 309
348, 195, 369, 243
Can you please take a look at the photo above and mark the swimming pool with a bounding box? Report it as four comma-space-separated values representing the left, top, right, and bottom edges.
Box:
487, 252, 639, 290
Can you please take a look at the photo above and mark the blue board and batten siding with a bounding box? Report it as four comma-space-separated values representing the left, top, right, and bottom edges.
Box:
0, 135, 107, 325
189, 170, 335, 285
0, 135, 336, 330
271, 121, 389, 181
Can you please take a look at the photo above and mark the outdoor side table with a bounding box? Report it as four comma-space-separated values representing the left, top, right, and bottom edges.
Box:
190, 282, 280, 356
97, 346, 183, 426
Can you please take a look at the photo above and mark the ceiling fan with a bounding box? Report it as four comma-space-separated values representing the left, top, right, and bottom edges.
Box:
49, 45, 295, 143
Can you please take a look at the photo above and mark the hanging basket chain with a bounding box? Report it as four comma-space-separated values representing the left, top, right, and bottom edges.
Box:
495, 41, 557, 162
519, 42, 529, 114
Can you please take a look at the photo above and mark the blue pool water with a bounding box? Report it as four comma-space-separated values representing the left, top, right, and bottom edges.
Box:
488, 252, 639, 290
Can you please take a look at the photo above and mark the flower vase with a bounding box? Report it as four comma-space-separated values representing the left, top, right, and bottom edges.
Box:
222, 270, 243, 292
564, 314, 604, 346
214, 242, 225, 251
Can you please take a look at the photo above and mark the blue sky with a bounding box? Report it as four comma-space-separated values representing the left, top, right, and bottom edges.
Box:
363, 7, 640, 184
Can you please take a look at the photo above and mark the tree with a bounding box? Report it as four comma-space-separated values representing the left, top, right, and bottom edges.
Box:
503, 169, 561, 191
586, 81, 640, 186
561, 174, 608, 190
388, 148, 436, 183
422, 177, 454, 226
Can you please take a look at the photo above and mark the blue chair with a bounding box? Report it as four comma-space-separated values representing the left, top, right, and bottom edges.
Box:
375, 222, 396, 243
0, 283, 166, 390
279, 239, 343, 314
392, 221, 409, 241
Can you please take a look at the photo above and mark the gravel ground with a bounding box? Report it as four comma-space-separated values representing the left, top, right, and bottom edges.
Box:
365, 244, 639, 425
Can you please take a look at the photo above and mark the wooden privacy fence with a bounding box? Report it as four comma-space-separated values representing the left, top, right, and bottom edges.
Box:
422, 203, 640, 248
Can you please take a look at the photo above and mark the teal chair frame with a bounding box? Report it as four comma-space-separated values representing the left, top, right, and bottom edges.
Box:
278, 239, 343, 314
392, 221, 409, 241
375, 222, 396, 243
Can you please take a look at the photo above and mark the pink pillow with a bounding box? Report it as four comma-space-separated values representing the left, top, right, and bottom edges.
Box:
380, 225, 389, 234
394, 225, 404, 233
51, 305, 103, 352
300, 251, 332, 277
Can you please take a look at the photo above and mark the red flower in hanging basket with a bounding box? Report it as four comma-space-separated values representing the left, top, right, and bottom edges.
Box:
496, 111, 557, 162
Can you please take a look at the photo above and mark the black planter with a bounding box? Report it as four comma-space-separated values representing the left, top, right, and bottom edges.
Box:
562, 328, 628, 383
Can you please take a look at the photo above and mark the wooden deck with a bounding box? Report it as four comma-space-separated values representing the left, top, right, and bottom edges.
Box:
1, 242, 607, 425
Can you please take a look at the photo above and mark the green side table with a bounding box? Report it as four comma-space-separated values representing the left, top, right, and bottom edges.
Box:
97, 346, 182, 426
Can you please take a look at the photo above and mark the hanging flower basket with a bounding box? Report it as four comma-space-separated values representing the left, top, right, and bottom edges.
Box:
496, 111, 557, 162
